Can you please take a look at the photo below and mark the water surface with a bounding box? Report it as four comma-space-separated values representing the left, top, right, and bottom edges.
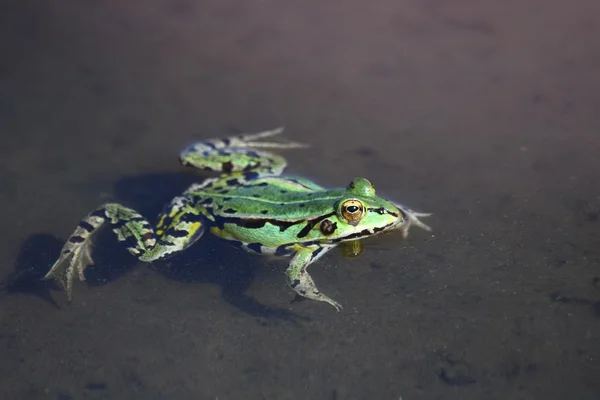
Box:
1, 1, 599, 399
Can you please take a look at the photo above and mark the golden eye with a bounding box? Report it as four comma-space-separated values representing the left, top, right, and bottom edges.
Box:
340, 199, 364, 226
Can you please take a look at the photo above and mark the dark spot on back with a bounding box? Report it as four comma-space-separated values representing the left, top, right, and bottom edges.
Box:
222, 161, 233, 172
242, 219, 268, 229
243, 171, 260, 180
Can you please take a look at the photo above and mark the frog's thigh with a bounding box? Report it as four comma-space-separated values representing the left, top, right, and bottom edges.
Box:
139, 197, 207, 261
285, 245, 343, 311
180, 147, 287, 176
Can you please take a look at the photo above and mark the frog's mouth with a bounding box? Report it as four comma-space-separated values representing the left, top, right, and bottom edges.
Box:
324, 207, 431, 245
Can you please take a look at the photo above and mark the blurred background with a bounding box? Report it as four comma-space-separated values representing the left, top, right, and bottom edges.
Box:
1, 0, 599, 399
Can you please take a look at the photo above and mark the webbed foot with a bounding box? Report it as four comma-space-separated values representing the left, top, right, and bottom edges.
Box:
236, 127, 308, 149
321, 295, 343, 312
43, 238, 94, 300
392, 203, 433, 238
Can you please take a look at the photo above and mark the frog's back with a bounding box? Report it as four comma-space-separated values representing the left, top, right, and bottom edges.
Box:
189, 175, 344, 221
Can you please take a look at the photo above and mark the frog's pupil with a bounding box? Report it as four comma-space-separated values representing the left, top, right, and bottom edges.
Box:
346, 205, 359, 213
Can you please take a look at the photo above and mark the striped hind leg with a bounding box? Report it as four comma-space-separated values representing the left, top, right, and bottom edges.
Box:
44, 198, 205, 300
179, 127, 308, 176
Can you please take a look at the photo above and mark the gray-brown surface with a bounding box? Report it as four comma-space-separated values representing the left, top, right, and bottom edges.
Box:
1, 0, 599, 399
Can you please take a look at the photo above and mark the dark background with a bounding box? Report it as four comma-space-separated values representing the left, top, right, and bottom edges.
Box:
1, 1, 599, 399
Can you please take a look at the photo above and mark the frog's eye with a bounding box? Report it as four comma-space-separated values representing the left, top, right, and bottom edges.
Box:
340, 199, 364, 226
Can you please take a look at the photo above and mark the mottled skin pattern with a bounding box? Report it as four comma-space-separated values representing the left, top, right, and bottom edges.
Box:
43, 128, 431, 311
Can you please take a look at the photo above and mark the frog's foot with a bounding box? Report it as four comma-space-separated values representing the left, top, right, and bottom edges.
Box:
235, 127, 308, 149
286, 245, 342, 312
44, 236, 95, 301
43, 210, 106, 300
393, 203, 432, 239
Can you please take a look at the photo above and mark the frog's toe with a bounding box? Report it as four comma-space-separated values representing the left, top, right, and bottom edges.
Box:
44, 240, 94, 300
43, 257, 75, 300
78, 241, 95, 278
324, 296, 344, 312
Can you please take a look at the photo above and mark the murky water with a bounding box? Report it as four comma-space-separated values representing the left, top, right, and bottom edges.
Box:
1, 1, 599, 399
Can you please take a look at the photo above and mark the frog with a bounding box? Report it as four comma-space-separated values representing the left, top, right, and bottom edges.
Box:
43, 127, 431, 311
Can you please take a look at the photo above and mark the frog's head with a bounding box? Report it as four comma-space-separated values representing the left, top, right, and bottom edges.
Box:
327, 178, 431, 243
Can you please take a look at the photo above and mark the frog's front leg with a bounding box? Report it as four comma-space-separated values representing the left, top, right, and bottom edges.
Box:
285, 245, 342, 311
43, 197, 206, 300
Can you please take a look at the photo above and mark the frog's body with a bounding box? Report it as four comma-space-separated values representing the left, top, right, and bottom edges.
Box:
44, 128, 431, 311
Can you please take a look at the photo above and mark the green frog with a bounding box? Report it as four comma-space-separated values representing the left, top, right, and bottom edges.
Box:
44, 128, 431, 311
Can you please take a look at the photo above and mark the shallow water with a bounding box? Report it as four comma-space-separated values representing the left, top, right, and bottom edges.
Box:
1, 1, 599, 399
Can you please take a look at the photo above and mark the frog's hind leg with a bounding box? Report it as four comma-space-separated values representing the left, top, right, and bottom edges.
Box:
44, 198, 206, 300
179, 127, 308, 176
